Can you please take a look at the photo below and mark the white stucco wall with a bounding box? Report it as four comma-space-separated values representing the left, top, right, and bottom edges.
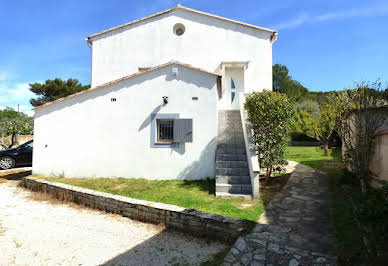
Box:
90, 9, 273, 92
32, 64, 218, 179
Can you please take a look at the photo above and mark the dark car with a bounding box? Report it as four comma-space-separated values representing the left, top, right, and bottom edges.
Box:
0, 140, 33, 170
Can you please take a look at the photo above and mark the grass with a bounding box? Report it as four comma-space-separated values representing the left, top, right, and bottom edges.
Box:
285, 146, 366, 265
40, 177, 264, 222
285, 146, 342, 171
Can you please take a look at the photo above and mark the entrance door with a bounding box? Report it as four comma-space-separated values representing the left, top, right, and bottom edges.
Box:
225, 67, 244, 110
230, 77, 239, 109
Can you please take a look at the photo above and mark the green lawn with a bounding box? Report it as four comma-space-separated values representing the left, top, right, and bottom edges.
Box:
285, 146, 366, 265
40, 177, 264, 222
285, 145, 342, 171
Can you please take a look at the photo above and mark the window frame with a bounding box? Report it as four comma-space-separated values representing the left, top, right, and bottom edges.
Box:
151, 113, 179, 148
156, 119, 174, 144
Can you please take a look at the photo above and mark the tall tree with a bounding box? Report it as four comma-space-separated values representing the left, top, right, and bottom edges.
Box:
273, 64, 308, 101
29, 78, 90, 107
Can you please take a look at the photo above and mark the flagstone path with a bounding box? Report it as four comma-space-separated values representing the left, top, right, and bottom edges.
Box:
223, 161, 337, 266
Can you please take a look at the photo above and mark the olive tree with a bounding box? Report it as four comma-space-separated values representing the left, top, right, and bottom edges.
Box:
244, 90, 294, 184
0, 108, 33, 149
293, 93, 349, 156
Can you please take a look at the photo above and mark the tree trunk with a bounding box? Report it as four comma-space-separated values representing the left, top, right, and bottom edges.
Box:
264, 167, 272, 186
323, 139, 329, 156
9, 131, 19, 148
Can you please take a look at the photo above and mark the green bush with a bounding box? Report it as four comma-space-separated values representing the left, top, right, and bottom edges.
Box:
244, 90, 294, 181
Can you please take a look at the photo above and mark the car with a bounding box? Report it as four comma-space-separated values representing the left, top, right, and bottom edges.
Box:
0, 140, 33, 170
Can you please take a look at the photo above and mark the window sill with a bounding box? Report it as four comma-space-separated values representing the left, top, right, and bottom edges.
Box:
155, 142, 175, 145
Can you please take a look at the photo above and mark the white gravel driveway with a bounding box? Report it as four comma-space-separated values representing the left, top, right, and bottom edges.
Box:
0, 180, 227, 266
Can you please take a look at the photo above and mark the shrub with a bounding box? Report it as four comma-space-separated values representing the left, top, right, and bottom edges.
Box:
244, 90, 294, 183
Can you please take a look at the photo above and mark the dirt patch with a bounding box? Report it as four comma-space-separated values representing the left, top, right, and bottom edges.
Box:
259, 173, 291, 205
0, 178, 8, 183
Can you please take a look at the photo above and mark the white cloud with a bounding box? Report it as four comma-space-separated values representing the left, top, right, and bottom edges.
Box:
273, 3, 388, 30
0, 76, 36, 117
7, 83, 35, 99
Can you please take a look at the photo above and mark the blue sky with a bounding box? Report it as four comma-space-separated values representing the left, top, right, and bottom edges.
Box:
1, 0, 387, 115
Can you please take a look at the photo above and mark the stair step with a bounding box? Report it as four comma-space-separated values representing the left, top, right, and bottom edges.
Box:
216, 168, 249, 176
215, 192, 252, 198
215, 184, 252, 194
216, 161, 248, 168
217, 143, 245, 149
216, 148, 246, 155
216, 154, 247, 161
216, 175, 251, 185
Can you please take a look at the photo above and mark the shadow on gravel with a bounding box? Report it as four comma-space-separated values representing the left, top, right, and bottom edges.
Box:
0, 169, 32, 181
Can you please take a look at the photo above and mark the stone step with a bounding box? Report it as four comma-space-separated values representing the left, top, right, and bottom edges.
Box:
217, 143, 245, 149
216, 160, 248, 168
216, 167, 249, 176
215, 192, 252, 198
215, 184, 252, 194
216, 154, 247, 161
216, 175, 251, 185
216, 148, 246, 155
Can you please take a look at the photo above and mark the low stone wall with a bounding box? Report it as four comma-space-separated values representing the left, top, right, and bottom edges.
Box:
22, 176, 250, 243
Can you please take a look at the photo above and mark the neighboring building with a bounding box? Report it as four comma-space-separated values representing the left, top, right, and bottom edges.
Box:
32, 5, 277, 197
343, 106, 388, 188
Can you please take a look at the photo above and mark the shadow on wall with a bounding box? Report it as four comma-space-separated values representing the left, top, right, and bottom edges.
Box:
138, 104, 162, 132
164, 65, 217, 90
34, 69, 167, 118
176, 137, 216, 180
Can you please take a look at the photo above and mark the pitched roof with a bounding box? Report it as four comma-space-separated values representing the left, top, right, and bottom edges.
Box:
86, 4, 277, 41
33, 61, 221, 110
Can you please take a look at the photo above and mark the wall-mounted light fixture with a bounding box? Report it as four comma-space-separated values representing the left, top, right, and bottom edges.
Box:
162, 96, 169, 105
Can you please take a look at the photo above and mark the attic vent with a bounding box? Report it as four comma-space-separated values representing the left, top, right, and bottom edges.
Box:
138, 67, 151, 72
111, 98, 117, 102
173, 23, 185, 36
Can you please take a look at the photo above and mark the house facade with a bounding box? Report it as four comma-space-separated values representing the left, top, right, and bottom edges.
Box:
32, 5, 277, 197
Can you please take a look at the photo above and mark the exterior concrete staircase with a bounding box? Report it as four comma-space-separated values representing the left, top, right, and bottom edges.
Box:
216, 110, 252, 197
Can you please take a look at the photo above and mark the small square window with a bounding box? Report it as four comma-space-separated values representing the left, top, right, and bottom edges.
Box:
157, 119, 174, 143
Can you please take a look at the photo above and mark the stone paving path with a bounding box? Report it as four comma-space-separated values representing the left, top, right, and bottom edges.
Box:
223, 161, 336, 266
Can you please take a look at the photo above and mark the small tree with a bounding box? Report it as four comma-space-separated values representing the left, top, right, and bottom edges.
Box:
342, 81, 387, 193
0, 108, 33, 149
244, 90, 294, 184
294, 93, 348, 156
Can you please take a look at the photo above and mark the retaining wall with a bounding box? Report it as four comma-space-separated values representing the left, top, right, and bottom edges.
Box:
22, 176, 251, 243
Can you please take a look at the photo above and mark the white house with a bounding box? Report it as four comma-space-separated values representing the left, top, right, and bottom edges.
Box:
32, 5, 277, 197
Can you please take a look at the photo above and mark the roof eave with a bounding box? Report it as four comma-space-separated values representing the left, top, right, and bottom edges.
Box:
33, 61, 221, 111
86, 5, 277, 41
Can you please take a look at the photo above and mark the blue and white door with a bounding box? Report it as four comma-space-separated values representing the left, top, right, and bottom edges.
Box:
226, 68, 244, 110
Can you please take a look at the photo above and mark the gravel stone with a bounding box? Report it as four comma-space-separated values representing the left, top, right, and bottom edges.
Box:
0, 181, 226, 266
289, 258, 299, 266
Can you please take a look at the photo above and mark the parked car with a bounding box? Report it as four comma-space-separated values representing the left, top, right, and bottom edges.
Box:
0, 140, 33, 170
